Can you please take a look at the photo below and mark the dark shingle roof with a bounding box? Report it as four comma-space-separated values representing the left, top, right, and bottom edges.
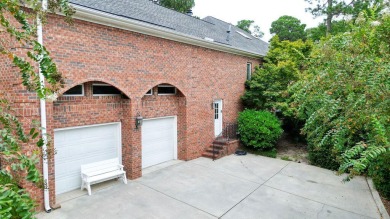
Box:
69, 0, 269, 56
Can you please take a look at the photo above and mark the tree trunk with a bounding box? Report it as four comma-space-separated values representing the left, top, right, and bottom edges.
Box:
326, 0, 333, 35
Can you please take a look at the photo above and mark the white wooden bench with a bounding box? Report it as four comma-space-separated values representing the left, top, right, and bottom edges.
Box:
80, 158, 127, 195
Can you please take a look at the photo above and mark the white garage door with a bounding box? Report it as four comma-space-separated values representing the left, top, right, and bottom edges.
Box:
142, 117, 177, 168
54, 123, 121, 195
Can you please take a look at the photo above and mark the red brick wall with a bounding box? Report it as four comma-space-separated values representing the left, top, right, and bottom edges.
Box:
1, 13, 261, 210
0, 30, 44, 206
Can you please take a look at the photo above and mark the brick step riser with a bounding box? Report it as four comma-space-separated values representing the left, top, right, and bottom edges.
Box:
213, 142, 229, 145
209, 145, 225, 149
205, 149, 223, 154
202, 152, 222, 159
202, 138, 235, 159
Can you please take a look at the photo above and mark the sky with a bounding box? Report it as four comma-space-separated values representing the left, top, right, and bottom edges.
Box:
192, 0, 325, 41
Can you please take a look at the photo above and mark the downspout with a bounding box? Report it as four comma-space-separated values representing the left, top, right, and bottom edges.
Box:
37, 0, 52, 213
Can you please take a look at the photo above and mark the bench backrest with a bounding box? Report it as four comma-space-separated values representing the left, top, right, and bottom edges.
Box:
81, 158, 121, 176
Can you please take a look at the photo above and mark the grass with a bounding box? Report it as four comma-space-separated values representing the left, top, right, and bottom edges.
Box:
280, 156, 293, 161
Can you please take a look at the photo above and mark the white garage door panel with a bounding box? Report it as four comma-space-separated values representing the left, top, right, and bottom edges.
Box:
55, 123, 120, 195
142, 117, 176, 168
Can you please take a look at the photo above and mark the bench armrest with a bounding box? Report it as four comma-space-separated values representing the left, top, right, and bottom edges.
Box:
117, 164, 124, 171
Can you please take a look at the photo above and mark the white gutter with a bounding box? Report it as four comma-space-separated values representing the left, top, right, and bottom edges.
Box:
71, 4, 264, 59
37, 0, 52, 213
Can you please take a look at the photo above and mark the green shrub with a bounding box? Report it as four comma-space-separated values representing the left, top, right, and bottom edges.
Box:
368, 151, 390, 199
307, 144, 339, 170
292, 13, 390, 178
244, 147, 277, 158
0, 173, 36, 219
238, 109, 283, 150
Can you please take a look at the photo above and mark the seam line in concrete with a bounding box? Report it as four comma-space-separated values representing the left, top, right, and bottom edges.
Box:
218, 161, 292, 218
134, 181, 218, 218
316, 204, 325, 219
263, 184, 376, 219
142, 160, 186, 176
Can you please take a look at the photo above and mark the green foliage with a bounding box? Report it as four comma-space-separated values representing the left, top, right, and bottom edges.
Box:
241, 36, 313, 118
306, 20, 352, 41
0, 173, 36, 219
236, 19, 254, 33
281, 156, 293, 161
270, 15, 307, 41
292, 12, 390, 179
368, 151, 390, 199
252, 25, 264, 39
0, 100, 42, 183
305, 0, 381, 18
236, 20, 264, 38
307, 142, 340, 170
0, 0, 74, 98
159, 0, 195, 13
238, 110, 283, 150
243, 146, 277, 158
305, 0, 388, 32
1, 0, 74, 217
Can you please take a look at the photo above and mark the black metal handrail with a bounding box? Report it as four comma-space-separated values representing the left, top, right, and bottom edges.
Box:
213, 123, 239, 160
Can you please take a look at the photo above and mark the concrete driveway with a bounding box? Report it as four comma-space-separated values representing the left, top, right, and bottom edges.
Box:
37, 154, 388, 219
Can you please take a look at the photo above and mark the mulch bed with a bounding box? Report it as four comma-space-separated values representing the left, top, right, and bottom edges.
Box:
275, 132, 309, 164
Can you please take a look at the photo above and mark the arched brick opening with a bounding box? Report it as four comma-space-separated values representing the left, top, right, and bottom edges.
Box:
46, 80, 131, 206
140, 82, 188, 164
58, 79, 131, 99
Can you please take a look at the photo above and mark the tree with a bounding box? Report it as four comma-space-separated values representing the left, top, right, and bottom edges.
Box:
236, 19, 254, 33
252, 25, 264, 38
305, 20, 352, 41
305, 0, 388, 34
241, 35, 312, 138
236, 20, 264, 38
157, 0, 195, 13
241, 36, 313, 120
0, 0, 74, 217
270, 15, 307, 41
292, 11, 390, 179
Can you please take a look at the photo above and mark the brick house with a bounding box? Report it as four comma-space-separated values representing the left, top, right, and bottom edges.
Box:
0, 0, 268, 211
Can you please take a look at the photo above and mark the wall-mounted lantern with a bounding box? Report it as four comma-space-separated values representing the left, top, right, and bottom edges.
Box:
135, 112, 143, 129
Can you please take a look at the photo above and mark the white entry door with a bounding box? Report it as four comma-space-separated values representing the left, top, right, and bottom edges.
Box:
54, 123, 121, 195
142, 117, 177, 168
214, 100, 223, 136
